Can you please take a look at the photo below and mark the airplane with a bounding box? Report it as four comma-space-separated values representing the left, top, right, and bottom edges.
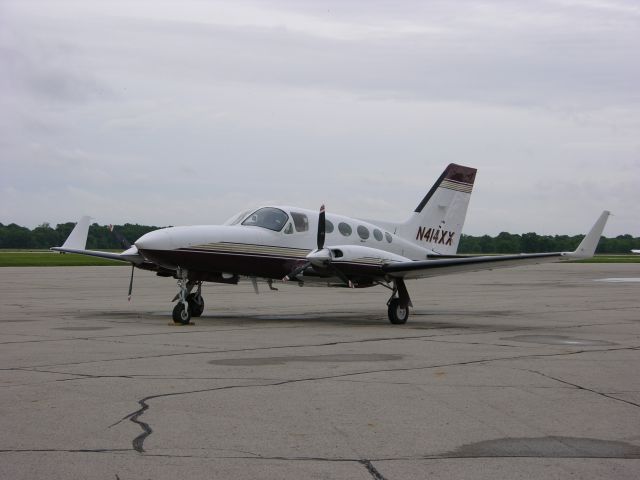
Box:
632, 250, 640, 254
52, 164, 610, 325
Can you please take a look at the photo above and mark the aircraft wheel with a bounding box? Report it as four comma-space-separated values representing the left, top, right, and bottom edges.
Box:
388, 298, 409, 325
187, 293, 205, 317
172, 302, 191, 325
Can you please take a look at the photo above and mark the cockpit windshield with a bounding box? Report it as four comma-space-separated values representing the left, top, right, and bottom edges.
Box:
241, 207, 289, 232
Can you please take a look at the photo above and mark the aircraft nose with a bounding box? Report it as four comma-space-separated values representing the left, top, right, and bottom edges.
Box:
135, 229, 172, 250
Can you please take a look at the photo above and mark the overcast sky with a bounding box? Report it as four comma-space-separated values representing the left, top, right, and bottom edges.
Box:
1, 0, 638, 235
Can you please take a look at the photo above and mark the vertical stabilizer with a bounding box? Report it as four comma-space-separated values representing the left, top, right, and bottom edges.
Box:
396, 164, 476, 255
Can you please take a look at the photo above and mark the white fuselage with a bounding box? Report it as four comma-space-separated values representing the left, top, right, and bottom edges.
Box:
135, 205, 436, 275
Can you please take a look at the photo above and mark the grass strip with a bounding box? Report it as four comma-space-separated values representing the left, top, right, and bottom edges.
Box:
0, 251, 125, 267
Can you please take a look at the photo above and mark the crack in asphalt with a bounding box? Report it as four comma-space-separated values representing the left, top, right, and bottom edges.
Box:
3, 315, 637, 369
332, 378, 575, 388
0, 330, 514, 370
6, 366, 281, 382
360, 459, 387, 480
12, 367, 135, 379
113, 344, 640, 453
524, 369, 640, 409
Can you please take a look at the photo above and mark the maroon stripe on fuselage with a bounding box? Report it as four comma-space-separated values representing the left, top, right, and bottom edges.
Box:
139, 248, 304, 278
138, 248, 386, 280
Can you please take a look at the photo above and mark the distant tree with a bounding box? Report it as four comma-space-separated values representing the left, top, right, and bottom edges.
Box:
0, 223, 33, 248
31, 223, 61, 248
478, 235, 495, 253
495, 232, 520, 253
458, 234, 480, 253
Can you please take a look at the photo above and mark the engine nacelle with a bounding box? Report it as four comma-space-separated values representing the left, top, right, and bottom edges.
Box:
327, 245, 410, 265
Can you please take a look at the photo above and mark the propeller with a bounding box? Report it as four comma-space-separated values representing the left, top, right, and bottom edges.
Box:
108, 225, 136, 300
282, 205, 352, 287
109, 224, 132, 249
317, 204, 326, 250
127, 264, 135, 301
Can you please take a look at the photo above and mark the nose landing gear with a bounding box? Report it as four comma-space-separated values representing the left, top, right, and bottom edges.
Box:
171, 269, 205, 325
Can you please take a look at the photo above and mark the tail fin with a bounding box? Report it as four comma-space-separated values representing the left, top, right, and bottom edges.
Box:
396, 164, 476, 255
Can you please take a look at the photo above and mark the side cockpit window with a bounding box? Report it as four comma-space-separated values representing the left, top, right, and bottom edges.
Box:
241, 207, 289, 232
290, 212, 309, 232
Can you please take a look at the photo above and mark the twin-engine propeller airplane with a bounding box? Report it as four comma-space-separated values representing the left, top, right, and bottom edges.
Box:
52, 164, 610, 325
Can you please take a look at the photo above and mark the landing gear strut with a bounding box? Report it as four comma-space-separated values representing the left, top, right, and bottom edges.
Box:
387, 279, 412, 325
187, 282, 204, 317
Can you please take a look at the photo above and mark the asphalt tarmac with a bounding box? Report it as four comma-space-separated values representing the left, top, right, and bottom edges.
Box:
1, 264, 639, 479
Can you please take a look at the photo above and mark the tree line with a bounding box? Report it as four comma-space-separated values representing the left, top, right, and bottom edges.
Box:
458, 232, 639, 254
0, 222, 638, 253
0, 222, 160, 249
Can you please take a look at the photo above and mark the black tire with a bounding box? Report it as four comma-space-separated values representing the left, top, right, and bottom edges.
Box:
172, 302, 191, 325
388, 298, 409, 325
187, 293, 205, 317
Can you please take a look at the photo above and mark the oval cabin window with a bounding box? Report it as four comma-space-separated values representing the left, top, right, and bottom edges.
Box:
338, 222, 352, 236
357, 225, 370, 240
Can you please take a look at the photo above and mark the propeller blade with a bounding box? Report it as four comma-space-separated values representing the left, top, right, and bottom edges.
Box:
317, 204, 326, 250
109, 224, 132, 249
332, 266, 354, 289
283, 261, 311, 282
128, 264, 135, 301
250, 277, 259, 295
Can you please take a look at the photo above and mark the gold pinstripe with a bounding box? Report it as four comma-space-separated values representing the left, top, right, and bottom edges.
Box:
440, 179, 473, 193
179, 243, 388, 267
182, 242, 311, 259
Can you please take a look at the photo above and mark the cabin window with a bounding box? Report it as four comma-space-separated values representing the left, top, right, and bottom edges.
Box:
338, 222, 352, 236
241, 207, 289, 232
373, 229, 383, 241
385, 232, 393, 243
291, 212, 309, 232
357, 225, 370, 240
325, 219, 334, 234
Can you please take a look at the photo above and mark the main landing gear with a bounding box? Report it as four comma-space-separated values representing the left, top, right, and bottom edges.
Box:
387, 278, 412, 325
171, 269, 205, 325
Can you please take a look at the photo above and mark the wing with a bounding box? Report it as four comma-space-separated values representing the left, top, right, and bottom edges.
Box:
50, 246, 144, 264
382, 210, 610, 280
383, 252, 565, 279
